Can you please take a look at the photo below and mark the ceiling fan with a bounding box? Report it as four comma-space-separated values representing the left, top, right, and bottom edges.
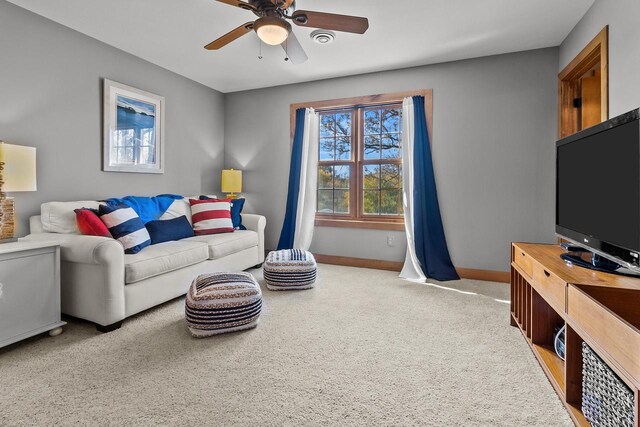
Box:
204, 0, 369, 64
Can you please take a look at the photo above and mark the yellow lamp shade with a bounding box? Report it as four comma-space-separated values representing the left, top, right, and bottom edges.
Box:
0, 142, 37, 192
221, 169, 242, 198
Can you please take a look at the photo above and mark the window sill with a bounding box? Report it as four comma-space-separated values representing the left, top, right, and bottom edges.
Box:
315, 218, 405, 231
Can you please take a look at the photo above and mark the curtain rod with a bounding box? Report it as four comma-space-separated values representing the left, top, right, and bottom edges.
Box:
312, 101, 405, 114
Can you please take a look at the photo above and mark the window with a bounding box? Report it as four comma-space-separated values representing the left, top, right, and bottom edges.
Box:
290, 90, 432, 231
316, 103, 404, 229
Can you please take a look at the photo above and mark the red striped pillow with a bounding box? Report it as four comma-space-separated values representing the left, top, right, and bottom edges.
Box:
189, 199, 234, 235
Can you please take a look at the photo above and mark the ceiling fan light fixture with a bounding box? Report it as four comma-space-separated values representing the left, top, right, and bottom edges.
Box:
254, 16, 291, 46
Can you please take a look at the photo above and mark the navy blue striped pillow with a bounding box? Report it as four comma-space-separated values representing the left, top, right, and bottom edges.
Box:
98, 204, 151, 254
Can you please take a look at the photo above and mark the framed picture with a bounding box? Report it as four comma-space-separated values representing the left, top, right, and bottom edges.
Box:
103, 79, 164, 173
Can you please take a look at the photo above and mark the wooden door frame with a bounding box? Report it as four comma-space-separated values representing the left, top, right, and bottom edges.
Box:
558, 26, 609, 139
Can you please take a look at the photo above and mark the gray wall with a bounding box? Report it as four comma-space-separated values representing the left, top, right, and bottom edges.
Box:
2, 0, 562, 272
225, 48, 559, 272
560, 0, 640, 117
0, 1, 225, 236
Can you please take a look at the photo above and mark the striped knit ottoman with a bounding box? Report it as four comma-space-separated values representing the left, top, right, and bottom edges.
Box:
185, 272, 262, 337
263, 249, 317, 290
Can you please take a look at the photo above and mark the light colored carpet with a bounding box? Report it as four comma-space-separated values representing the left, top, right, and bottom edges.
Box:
0, 264, 572, 426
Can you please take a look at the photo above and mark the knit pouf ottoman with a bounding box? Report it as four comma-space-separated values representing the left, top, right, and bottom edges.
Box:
185, 272, 262, 337
263, 249, 317, 290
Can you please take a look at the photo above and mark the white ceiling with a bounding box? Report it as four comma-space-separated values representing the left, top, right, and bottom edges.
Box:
8, 0, 595, 93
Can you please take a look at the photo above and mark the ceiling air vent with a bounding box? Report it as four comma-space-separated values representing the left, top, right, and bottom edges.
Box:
310, 30, 336, 45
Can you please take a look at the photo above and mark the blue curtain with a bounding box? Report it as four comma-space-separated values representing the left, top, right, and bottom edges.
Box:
277, 108, 306, 250
412, 96, 459, 281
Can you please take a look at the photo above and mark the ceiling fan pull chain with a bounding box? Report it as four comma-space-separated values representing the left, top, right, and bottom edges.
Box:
284, 38, 289, 62
258, 38, 263, 60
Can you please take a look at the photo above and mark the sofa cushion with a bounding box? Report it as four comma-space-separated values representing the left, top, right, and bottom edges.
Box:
124, 240, 209, 284
200, 196, 246, 230
158, 196, 215, 224
159, 198, 193, 224
145, 215, 194, 245
183, 230, 258, 260
189, 199, 234, 235
74, 208, 112, 237
98, 204, 151, 255
41, 201, 102, 234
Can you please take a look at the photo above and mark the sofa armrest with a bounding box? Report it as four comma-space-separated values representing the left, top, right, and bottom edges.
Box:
30, 215, 45, 234
21, 232, 126, 327
242, 214, 266, 262
21, 233, 124, 265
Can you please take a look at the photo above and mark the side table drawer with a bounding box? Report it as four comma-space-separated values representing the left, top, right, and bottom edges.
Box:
0, 249, 59, 342
532, 262, 566, 312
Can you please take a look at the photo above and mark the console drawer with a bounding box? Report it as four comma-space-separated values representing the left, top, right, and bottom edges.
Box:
532, 262, 566, 312
513, 246, 533, 278
567, 285, 640, 387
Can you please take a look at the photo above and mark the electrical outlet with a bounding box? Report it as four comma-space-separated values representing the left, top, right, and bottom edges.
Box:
387, 236, 395, 247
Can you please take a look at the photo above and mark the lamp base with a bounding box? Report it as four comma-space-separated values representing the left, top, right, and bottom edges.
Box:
0, 197, 16, 241
226, 193, 239, 200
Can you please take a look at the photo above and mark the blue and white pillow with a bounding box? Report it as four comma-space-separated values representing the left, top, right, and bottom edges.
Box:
98, 204, 151, 254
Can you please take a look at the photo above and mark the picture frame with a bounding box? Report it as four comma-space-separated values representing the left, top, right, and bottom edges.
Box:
103, 79, 165, 174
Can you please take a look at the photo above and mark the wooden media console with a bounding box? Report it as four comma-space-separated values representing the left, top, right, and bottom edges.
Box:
511, 242, 640, 426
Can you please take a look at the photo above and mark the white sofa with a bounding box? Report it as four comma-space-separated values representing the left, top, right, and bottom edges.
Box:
23, 198, 266, 332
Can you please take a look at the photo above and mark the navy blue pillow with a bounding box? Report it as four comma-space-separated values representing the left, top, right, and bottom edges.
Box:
199, 196, 246, 230
98, 204, 151, 254
144, 215, 195, 245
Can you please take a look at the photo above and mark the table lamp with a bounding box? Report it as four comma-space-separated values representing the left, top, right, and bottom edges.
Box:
221, 169, 242, 199
0, 142, 37, 242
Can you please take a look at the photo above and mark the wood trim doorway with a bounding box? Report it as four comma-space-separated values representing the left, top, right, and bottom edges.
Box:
558, 26, 609, 139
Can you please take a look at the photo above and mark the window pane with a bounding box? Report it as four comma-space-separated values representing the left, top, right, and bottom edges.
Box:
363, 190, 379, 215
364, 109, 381, 134
315, 104, 403, 219
363, 165, 380, 189
318, 166, 333, 189
381, 134, 400, 159
320, 137, 335, 160
317, 190, 333, 213
364, 135, 380, 159
320, 114, 335, 138
335, 136, 351, 160
334, 165, 350, 189
335, 112, 351, 136
382, 108, 401, 133
334, 190, 349, 214
380, 164, 401, 189
119, 147, 134, 164
381, 189, 401, 215
140, 145, 153, 164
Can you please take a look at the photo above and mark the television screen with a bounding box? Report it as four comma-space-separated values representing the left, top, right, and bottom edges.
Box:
557, 120, 640, 253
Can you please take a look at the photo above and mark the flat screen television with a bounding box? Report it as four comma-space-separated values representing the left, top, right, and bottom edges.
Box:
556, 108, 640, 272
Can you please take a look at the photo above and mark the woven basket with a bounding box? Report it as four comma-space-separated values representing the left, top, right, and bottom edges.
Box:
582, 343, 634, 427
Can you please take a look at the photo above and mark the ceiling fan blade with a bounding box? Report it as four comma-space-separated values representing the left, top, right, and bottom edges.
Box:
204, 22, 254, 50
291, 10, 369, 34
281, 31, 308, 64
215, 0, 256, 12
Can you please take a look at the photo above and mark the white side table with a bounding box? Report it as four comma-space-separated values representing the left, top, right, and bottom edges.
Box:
0, 241, 65, 348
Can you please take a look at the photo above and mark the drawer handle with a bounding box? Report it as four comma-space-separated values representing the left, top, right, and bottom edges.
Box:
544, 270, 551, 278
